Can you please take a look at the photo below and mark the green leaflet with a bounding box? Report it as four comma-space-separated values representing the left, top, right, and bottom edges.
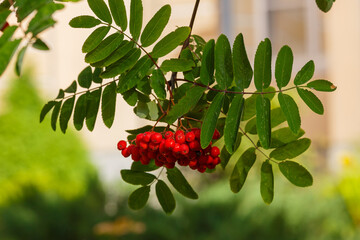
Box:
15, 0, 52, 21
141, 5, 171, 47
278, 92, 301, 134
150, 69, 166, 100
59, 96, 75, 133
269, 127, 305, 149
136, 77, 151, 95
117, 55, 154, 93
224, 94, 244, 153
101, 81, 117, 128
294, 60, 314, 85
15, 46, 27, 76
199, 39, 215, 85
92, 40, 133, 67
160, 59, 195, 72
101, 48, 141, 78
126, 125, 167, 135
156, 180, 176, 214
56, 89, 65, 99
279, 161, 313, 187
307, 80, 337, 92
233, 33, 253, 90
69, 15, 101, 28
220, 146, 231, 169
0, 9, 10, 27
85, 33, 124, 63
275, 45, 293, 89
297, 88, 324, 114
64, 80, 77, 93
254, 38, 272, 91
0, 26, 17, 47
82, 26, 110, 53
108, 0, 127, 30
166, 167, 198, 199
165, 86, 205, 124
129, 0, 143, 41
92, 68, 103, 84
134, 101, 159, 121
40, 101, 56, 123
32, 38, 49, 50
200, 93, 225, 149
230, 148, 256, 193
151, 27, 191, 58
260, 160, 274, 204
0, 39, 21, 76
51, 101, 61, 131
316, 0, 334, 13
86, 88, 102, 131
73, 92, 88, 130
270, 138, 311, 160
245, 107, 286, 135
242, 86, 276, 121
256, 95, 271, 149
121, 170, 156, 185
128, 186, 150, 210
215, 34, 233, 90
87, 0, 112, 24
78, 66, 92, 88
131, 160, 159, 172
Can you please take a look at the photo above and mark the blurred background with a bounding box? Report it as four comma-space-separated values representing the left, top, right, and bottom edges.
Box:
1, 0, 360, 239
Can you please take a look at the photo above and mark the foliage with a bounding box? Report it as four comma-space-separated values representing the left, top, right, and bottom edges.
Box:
0, 0, 338, 213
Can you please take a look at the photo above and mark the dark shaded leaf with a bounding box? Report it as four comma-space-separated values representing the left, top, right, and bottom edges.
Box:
230, 148, 256, 193
78, 66, 92, 88
73, 92, 88, 130
233, 33, 253, 90
165, 86, 205, 124
129, 0, 143, 41
93, 40, 133, 67
150, 69, 166, 100
131, 160, 159, 172
82, 26, 110, 53
269, 127, 305, 148
256, 95, 271, 149
86, 88, 102, 131
56, 89, 65, 99
254, 38, 272, 91
64, 80, 77, 93
51, 101, 61, 131
297, 88, 324, 114
128, 186, 150, 210
294, 60, 314, 85
85, 33, 124, 63
275, 45, 293, 89
167, 167, 198, 199
126, 125, 167, 135
224, 94, 244, 153
220, 146, 231, 169
278, 92, 301, 134
242, 86, 276, 121
279, 161, 313, 187
69, 15, 101, 28
245, 107, 286, 135
40, 101, 56, 123
32, 38, 50, 50
270, 138, 311, 160
121, 169, 156, 185
59, 96, 75, 133
15, 46, 26, 76
307, 80, 337, 92
200, 93, 225, 149
101, 81, 117, 128
260, 160, 274, 204
199, 39, 215, 85
0, 39, 21, 76
141, 4, 171, 47
151, 27, 191, 58
316, 0, 334, 13
92, 68, 103, 84
109, 0, 127, 30
87, 0, 112, 24
215, 34, 233, 90
156, 180, 176, 214
161, 59, 195, 72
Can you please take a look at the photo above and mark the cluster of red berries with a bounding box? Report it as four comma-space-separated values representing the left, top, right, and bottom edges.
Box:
117, 128, 221, 173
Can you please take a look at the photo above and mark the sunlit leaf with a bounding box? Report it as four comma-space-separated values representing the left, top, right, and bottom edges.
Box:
82, 26, 110, 53
87, 0, 112, 23
150, 69, 166, 100
129, 0, 143, 41
161, 59, 195, 72
109, 0, 127, 30
85, 33, 124, 63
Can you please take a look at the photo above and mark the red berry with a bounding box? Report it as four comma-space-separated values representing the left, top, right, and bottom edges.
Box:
131, 152, 140, 161
193, 128, 201, 140
197, 165, 207, 173
199, 155, 208, 165
142, 132, 152, 142
141, 155, 151, 165
188, 151, 197, 160
207, 156, 214, 164
189, 141, 201, 151
149, 142, 159, 151
212, 129, 220, 139
151, 132, 163, 144
180, 144, 189, 155
147, 151, 157, 159
178, 158, 189, 166
121, 148, 131, 158
213, 157, 221, 165
117, 140, 127, 150
210, 146, 220, 157
175, 133, 185, 144
165, 138, 175, 150
172, 143, 181, 155
165, 162, 175, 169
185, 132, 196, 142
164, 131, 174, 139
136, 133, 144, 143
166, 155, 176, 163
139, 141, 148, 150
175, 130, 184, 137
